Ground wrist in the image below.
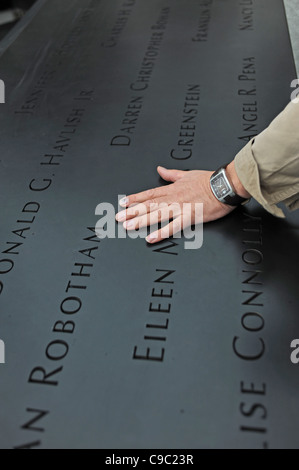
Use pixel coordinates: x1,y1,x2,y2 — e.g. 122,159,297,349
226,161,251,199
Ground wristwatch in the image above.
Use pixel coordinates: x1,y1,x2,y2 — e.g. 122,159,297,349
210,165,250,206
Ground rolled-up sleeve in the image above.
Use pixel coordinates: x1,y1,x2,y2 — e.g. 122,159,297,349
234,100,299,218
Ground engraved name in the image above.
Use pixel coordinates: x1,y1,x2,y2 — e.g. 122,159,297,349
133,240,178,363
101,0,136,48
0,91,94,295
239,0,254,31
192,0,213,42
238,57,258,142
110,7,170,146
14,226,102,449
170,84,201,161
234,213,269,449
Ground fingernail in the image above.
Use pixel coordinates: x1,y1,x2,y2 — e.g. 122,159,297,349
119,197,129,207
146,233,158,243
116,211,126,222
124,220,134,229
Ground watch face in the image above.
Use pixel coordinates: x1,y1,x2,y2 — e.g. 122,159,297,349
213,173,230,199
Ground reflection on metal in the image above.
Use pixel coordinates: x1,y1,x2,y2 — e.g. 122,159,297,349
0,9,24,27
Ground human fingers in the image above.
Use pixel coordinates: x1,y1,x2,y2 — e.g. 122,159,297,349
123,203,182,230
145,217,183,244
119,186,167,208
157,166,186,183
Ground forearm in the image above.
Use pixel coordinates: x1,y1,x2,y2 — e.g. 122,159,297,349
226,161,251,200
234,100,299,217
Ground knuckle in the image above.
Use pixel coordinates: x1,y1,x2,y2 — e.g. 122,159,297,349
136,203,147,215
146,199,158,209
146,189,155,199
127,208,138,217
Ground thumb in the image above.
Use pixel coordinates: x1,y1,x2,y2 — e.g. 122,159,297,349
157,166,185,183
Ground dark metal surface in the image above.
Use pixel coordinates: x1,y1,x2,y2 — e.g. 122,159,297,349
0,0,298,449
0,1,37,40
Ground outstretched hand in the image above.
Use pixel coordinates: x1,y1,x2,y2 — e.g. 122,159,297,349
116,162,250,244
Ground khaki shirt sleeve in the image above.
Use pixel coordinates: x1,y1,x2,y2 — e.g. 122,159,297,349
234,100,299,218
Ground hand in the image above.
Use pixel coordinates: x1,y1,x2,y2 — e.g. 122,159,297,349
116,162,250,244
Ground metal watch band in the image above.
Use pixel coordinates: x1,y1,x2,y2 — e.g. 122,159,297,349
210,165,250,206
